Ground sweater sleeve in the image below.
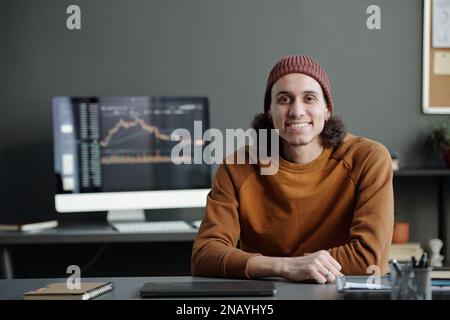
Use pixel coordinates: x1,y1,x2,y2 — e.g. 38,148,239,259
191,164,260,279
328,143,394,275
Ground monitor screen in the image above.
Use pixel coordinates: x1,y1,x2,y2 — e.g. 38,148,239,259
52,96,211,213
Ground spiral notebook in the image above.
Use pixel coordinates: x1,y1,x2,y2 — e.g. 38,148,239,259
23,282,114,300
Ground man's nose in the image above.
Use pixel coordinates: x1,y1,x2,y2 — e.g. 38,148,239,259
288,100,306,118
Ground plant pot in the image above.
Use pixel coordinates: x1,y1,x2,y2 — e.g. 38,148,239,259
444,149,450,169
392,222,410,244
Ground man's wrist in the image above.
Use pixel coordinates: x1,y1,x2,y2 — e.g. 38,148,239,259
275,257,289,278
247,255,287,278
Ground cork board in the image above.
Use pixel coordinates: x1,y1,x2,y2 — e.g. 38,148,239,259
423,0,450,114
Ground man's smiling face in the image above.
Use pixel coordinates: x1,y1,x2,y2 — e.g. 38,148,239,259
269,73,330,150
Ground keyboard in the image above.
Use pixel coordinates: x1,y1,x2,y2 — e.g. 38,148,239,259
192,220,202,229
112,220,195,233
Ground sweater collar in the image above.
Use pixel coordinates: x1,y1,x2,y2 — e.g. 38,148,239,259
277,146,333,172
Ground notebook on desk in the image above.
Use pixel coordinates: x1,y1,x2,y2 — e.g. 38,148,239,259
0,219,58,232
140,280,276,298
23,282,114,300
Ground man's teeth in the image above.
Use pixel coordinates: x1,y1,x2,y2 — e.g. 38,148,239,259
288,123,310,128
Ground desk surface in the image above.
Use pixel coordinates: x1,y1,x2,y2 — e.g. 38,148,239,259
0,276,350,300
0,224,197,244
2,276,450,300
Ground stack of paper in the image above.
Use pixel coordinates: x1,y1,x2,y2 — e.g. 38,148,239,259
389,242,423,262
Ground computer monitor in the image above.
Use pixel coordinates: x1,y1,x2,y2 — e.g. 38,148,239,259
52,96,211,222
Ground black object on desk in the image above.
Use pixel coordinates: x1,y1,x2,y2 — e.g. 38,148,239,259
140,280,276,297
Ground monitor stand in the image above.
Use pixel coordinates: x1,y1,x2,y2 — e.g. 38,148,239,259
107,210,146,224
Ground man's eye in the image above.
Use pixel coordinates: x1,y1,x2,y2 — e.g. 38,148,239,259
279,96,292,104
305,95,317,102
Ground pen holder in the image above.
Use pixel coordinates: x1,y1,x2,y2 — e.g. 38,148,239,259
390,265,432,300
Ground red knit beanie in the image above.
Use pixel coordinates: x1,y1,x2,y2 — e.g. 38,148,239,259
264,55,333,114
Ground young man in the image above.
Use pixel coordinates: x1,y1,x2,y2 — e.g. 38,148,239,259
191,55,394,284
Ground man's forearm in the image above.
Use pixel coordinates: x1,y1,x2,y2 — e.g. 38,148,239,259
327,241,389,275
246,255,286,279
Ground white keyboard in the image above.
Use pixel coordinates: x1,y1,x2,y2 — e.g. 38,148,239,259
112,220,195,233
192,220,202,229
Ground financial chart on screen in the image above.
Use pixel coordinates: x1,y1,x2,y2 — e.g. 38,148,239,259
53,96,210,194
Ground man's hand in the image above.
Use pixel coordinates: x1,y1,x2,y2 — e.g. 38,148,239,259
247,250,344,283
280,250,343,284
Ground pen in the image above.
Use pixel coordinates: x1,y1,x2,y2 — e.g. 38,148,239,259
418,252,427,268
411,256,417,268
390,259,401,274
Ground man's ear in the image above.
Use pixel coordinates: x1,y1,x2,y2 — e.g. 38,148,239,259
326,109,331,121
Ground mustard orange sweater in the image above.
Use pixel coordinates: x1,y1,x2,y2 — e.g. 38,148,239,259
191,134,394,278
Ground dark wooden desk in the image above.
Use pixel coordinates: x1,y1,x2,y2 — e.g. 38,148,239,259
1,276,449,301
0,275,385,300
0,223,197,279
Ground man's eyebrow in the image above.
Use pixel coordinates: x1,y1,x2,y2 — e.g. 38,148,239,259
275,91,293,97
275,90,320,96
302,90,320,95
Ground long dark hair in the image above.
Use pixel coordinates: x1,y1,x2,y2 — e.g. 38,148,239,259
251,112,347,151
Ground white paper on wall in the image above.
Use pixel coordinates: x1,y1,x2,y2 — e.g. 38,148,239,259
434,51,450,74
433,0,450,48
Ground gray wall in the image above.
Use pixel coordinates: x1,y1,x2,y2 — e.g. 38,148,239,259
0,0,449,253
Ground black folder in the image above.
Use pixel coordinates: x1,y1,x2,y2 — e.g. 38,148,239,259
140,280,276,298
